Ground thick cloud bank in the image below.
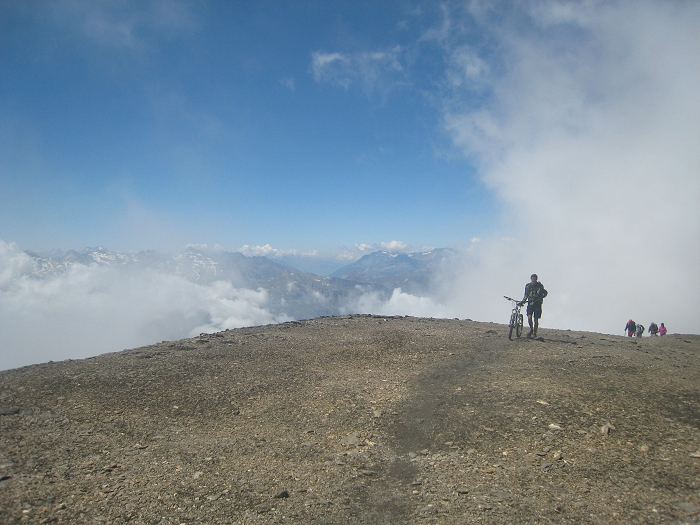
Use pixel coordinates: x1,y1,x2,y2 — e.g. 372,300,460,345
0,241,289,371
433,1,700,335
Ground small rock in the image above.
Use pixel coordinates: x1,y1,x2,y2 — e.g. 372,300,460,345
0,407,20,416
601,423,615,436
675,502,700,513
492,491,514,500
548,423,563,431
273,490,289,499
340,433,361,446
340,432,361,446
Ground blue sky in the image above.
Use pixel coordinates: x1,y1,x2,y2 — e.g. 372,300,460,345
1,1,497,255
1,1,700,369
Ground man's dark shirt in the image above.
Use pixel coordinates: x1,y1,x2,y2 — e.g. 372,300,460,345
523,282,547,304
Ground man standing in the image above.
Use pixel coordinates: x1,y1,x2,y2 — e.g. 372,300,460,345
519,274,548,338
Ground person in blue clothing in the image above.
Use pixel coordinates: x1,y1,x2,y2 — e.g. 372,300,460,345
518,274,548,338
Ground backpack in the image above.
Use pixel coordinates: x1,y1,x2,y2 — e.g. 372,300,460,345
636,324,645,336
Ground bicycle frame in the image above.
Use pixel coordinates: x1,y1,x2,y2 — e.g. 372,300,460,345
504,296,524,340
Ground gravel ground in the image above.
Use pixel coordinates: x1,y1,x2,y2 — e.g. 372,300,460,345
1,314,699,524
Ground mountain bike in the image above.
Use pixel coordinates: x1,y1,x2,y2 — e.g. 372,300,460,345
504,296,524,340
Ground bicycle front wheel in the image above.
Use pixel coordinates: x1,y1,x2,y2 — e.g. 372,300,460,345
516,313,523,338
508,313,515,340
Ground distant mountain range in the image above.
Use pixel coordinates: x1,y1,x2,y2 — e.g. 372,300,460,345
25,247,456,320
330,248,456,296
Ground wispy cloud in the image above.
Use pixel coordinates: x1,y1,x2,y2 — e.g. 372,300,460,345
50,0,197,50
279,76,295,91
237,244,317,258
311,46,406,97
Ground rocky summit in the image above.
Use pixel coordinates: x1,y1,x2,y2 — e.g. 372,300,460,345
1,315,699,524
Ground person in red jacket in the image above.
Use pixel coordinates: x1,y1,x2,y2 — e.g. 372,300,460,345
624,319,636,337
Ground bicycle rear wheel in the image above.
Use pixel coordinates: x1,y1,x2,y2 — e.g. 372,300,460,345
516,313,523,338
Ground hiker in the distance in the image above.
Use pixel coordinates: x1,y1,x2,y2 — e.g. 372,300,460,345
625,319,636,337
648,322,659,336
636,323,645,338
518,274,547,338
659,323,667,336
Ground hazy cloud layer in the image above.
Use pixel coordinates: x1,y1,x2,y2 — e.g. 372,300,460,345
435,1,700,334
341,287,451,319
0,241,289,371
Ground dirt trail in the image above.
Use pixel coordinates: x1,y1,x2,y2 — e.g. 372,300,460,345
1,315,699,524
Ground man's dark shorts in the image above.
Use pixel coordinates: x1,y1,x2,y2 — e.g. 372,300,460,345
527,301,543,319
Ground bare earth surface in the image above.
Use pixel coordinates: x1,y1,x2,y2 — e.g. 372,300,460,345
1,315,699,524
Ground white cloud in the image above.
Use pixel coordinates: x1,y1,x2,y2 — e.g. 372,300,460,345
380,240,410,253
311,52,352,88
237,244,316,258
280,76,295,91
436,1,700,334
446,45,490,88
341,287,450,319
311,46,406,97
0,241,289,371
